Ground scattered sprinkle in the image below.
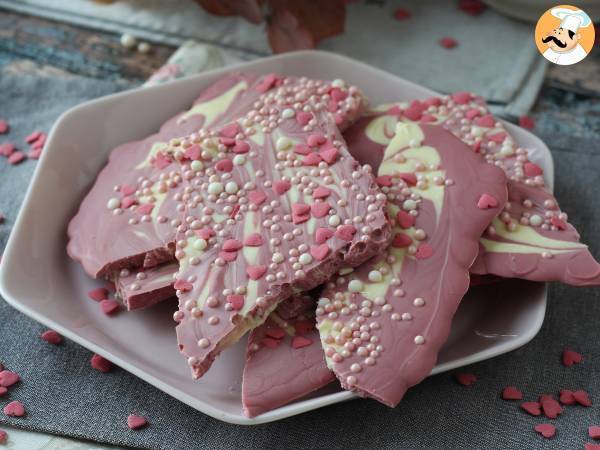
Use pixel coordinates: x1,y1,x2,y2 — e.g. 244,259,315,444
41,330,63,345
534,423,556,439
519,115,535,130
137,42,151,54
0,429,6,443
393,8,411,20
589,426,600,440
0,120,8,134
439,37,458,49
541,398,563,419
127,414,148,430
0,387,7,396
3,401,25,417
120,33,137,49
520,401,541,416
0,370,20,387
559,389,576,405
501,386,523,401
562,348,582,367
25,131,42,144
573,390,592,407
100,299,121,315
455,373,477,386
0,143,15,157
458,0,486,16
88,287,109,302
91,354,113,373
7,151,26,165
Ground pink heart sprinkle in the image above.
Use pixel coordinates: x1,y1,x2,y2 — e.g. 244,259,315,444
91,354,112,373
329,87,347,102
127,414,148,430
248,190,267,205
3,401,25,417
562,348,583,367
315,228,334,244
226,295,244,311
293,213,310,225
219,251,237,262
88,287,108,302
396,210,416,229
589,426,600,440
311,202,331,218
586,443,600,450
244,233,263,247
25,130,41,143
310,244,330,261
215,158,233,172
136,204,154,215
220,137,235,147
195,228,215,240
392,233,412,248
233,140,250,154
0,371,19,387
534,423,556,439
0,387,7,396
292,336,313,349
487,132,507,144
455,373,477,386
307,133,326,147
403,106,422,121
272,180,291,195
415,243,434,259
292,203,311,216
520,401,541,416
551,217,567,230
335,225,357,241
541,399,563,419
219,122,240,138
319,147,339,165
399,173,417,186
256,73,278,93
100,299,120,316
452,92,472,105
574,390,592,407
222,239,243,251
0,143,15,157
41,330,62,345
474,114,496,128
296,111,313,126
375,175,393,187
294,144,311,155
184,144,201,160
246,265,267,280
8,151,25,165
465,108,481,120
303,153,322,166
174,279,193,292
477,193,498,209
152,152,171,170
559,389,576,405
502,386,523,401
313,186,331,199
121,196,137,209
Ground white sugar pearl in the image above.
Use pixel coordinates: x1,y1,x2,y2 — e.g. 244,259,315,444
107,198,120,210
328,215,341,226
191,160,203,171
193,239,207,251
225,181,239,194
299,253,313,265
529,214,543,227
368,270,383,282
348,280,363,292
208,182,224,195
198,338,210,348
272,252,284,263
137,41,151,54
413,297,425,307
331,79,345,88
233,155,246,165
276,137,293,151
120,33,137,49
281,108,295,119
403,199,417,211
414,335,425,345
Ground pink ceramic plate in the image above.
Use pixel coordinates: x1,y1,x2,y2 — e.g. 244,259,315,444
0,51,548,424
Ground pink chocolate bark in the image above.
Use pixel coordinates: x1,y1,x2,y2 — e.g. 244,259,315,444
242,293,334,417
344,93,600,286
171,75,391,378
115,263,177,310
67,73,262,278
316,123,507,406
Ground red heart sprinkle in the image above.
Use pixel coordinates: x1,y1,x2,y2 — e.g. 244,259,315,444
296,111,312,126
272,180,291,195
152,152,171,170
574,390,592,407
0,429,6,444
559,389,576,405
292,336,313,349
319,147,339,165
396,210,416,228
551,217,567,230
520,401,541,416
487,132,507,143
439,37,458,49
127,414,148,430
523,162,543,177
184,144,201,160
41,330,62,345
534,423,556,439
233,140,250,154
25,131,41,143
562,348,583,367
455,373,477,386
315,228,334,244
335,225,357,242
586,443,600,450
519,115,535,129
538,394,555,403
451,92,473,105
0,387,7,396
392,233,412,248
136,203,154,215
265,328,285,339
311,202,331,218
474,115,495,128
502,386,523,401
0,119,9,134
292,213,310,225
219,137,235,147
589,426,600,439
222,239,243,251
375,175,392,187
215,158,233,172
100,299,120,316
226,295,244,310
0,371,19,387
88,288,108,302
244,233,263,247
292,203,311,216
248,190,267,205
415,243,434,259
307,133,326,147
541,399,563,419
399,173,418,186
255,73,278,93
91,354,112,373
303,153,322,166
219,251,237,262
310,244,330,261
219,122,240,138
174,279,193,292
3,401,25,417
246,265,267,280
8,151,26,165
477,193,498,209
403,107,422,121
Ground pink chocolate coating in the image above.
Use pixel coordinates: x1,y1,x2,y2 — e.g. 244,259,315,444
172,75,391,379
344,93,600,286
67,73,262,278
242,293,334,417
115,263,177,311
317,123,507,407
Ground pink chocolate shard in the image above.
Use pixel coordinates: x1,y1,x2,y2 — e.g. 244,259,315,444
67,73,263,278
316,123,507,406
242,293,335,417
114,263,177,310
172,75,390,378
343,94,600,286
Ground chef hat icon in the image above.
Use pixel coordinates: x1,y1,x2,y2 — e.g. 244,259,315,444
550,7,592,33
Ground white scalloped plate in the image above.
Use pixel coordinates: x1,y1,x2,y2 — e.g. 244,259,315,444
0,51,548,425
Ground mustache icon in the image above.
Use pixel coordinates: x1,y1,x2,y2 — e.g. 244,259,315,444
542,35,567,48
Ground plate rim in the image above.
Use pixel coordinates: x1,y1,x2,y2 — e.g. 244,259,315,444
0,49,549,425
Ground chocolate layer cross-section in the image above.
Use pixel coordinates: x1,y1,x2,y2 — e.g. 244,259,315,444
115,263,177,311
67,73,265,279
317,123,507,407
242,293,334,417
172,80,391,378
344,93,600,286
